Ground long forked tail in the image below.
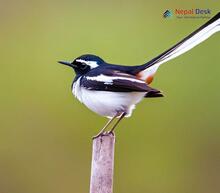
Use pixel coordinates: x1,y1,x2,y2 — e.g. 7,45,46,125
136,12,220,84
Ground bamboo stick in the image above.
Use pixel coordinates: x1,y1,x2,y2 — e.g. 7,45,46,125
89,133,115,193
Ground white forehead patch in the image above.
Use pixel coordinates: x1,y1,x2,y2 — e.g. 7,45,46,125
76,59,99,69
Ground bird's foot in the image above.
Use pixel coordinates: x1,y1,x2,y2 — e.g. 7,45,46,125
92,131,114,140
107,131,115,136
92,131,107,139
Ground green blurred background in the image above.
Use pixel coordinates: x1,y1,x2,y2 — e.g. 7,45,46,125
0,0,220,193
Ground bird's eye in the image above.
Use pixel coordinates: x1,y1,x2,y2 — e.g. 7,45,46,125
80,63,87,70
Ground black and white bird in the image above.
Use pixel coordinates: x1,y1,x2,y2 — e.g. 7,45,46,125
59,12,220,137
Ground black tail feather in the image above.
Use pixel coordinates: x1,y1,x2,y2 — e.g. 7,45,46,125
145,88,164,98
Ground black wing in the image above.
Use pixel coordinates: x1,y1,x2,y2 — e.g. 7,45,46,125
80,69,163,97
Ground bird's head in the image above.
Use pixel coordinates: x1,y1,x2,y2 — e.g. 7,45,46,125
58,54,105,76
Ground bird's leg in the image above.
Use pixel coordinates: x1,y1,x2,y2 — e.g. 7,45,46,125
93,115,117,139
108,112,126,134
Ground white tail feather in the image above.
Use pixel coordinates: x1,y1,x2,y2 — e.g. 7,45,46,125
139,14,220,82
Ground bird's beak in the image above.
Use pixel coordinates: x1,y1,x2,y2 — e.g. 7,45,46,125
58,61,76,68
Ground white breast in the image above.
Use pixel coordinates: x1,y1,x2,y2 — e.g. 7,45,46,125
72,78,146,118
72,77,83,102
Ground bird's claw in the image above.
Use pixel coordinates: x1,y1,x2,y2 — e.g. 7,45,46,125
92,131,114,139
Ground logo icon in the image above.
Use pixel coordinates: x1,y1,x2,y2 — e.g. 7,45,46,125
163,10,172,18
